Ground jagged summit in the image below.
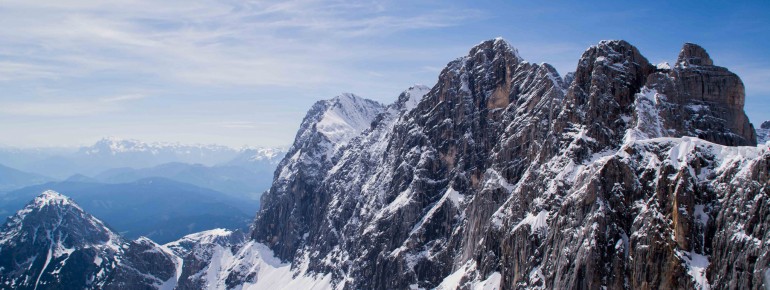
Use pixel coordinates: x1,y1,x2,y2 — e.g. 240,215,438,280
249,38,766,290
312,93,384,148
84,136,233,155
0,190,179,289
30,190,76,208
630,41,756,145
396,84,431,111
467,37,523,66
677,42,714,67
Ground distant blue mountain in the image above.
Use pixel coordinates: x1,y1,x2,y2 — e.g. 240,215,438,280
0,163,54,193
0,178,258,243
94,162,273,201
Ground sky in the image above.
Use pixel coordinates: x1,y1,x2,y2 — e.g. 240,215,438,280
1,0,769,148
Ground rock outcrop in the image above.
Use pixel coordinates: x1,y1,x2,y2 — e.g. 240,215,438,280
249,39,766,290
630,43,756,146
0,191,179,290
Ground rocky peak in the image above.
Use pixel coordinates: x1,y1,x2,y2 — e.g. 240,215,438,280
554,39,654,156
573,39,653,102
630,42,756,146
0,190,115,247
29,190,77,209
0,190,178,289
299,93,384,155
252,93,385,260
468,37,523,64
394,84,431,112
250,37,572,289
249,38,765,290
677,42,714,67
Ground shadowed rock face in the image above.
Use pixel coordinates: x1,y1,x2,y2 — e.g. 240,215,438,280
632,43,756,146
249,38,765,290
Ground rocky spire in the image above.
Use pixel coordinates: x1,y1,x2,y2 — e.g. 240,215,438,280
632,42,757,146
676,42,714,67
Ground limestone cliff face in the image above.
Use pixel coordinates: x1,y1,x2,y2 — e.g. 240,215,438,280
250,94,384,260
250,38,766,290
632,43,756,146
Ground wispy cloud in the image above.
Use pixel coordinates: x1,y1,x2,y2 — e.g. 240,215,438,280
100,94,147,102
200,120,284,129
0,0,482,87
0,61,59,81
0,101,117,117
0,93,147,117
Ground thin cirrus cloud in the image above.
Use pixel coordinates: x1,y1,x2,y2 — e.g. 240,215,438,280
0,0,486,147
206,121,285,129
0,94,147,117
0,0,483,87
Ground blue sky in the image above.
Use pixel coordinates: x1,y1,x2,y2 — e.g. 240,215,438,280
1,0,768,148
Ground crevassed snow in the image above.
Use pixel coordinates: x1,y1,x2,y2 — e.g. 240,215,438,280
228,242,333,290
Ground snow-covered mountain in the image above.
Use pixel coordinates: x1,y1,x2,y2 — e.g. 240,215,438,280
224,147,286,167
248,39,767,289
8,138,284,179
1,39,767,290
1,179,254,243
0,191,328,290
0,191,179,289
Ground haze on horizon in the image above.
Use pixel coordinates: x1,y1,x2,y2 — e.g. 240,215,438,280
1,0,769,148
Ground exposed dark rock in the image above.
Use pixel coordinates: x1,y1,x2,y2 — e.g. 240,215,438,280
631,43,756,146
249,39,766,290
0,191,178,290
677,43,714,67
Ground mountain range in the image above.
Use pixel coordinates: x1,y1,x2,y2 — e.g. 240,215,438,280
0,140,285,243
0,164,54,192
0,178,255,244
0,138,285,180
0,39,768,289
